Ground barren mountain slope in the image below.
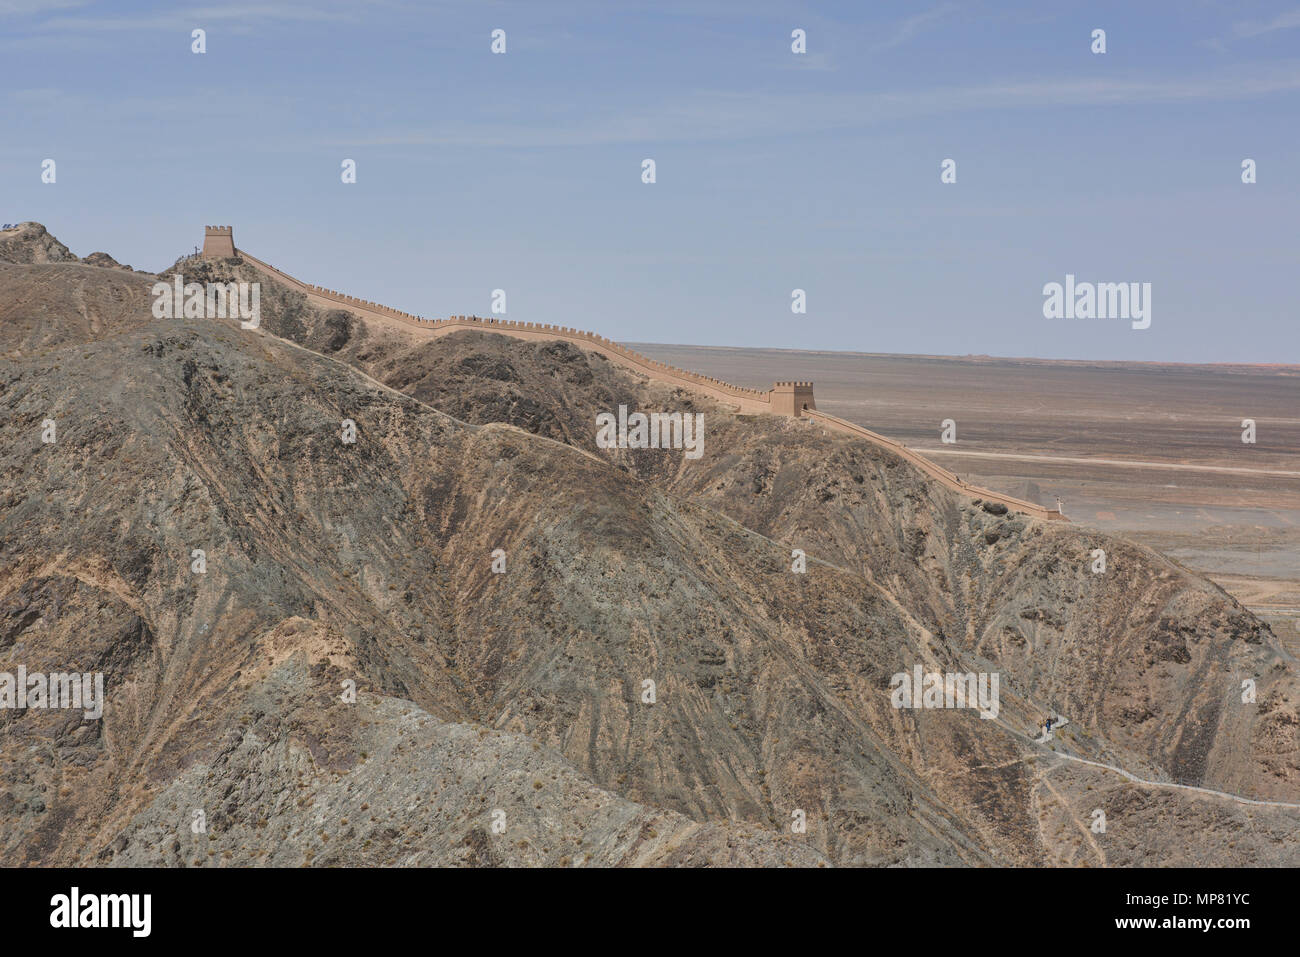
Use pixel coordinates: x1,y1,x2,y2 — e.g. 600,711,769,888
176,248,1300,859
208,252,1296,810
0,262,155,357
0,223,80,266
3,288,999,865
1,312,859,865
0,232,1294,868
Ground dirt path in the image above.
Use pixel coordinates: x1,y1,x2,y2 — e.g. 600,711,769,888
1038,775,1107,865
997,711,1300,811
1042,749,1300,809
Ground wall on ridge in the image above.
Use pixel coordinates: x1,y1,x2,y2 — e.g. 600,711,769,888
230,239,1066,522
235,247,776,413
202,226,235,259
804,410,1066,521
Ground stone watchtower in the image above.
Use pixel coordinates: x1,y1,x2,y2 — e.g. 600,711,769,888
770,381,816,417
202,225,235,259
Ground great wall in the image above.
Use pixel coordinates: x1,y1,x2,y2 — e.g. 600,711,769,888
202,226,1066,522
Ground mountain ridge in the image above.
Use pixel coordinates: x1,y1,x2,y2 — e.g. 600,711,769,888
1,225,1295,867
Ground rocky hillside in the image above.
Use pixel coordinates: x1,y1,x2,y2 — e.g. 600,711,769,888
0,223,79,265
0,228,1295,867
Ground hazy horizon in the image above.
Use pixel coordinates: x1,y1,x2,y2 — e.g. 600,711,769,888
629,339,1300,368
4,0,1299,363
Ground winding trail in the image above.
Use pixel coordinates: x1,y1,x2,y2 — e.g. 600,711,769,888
1037,748,1300,809
995,709,1300,811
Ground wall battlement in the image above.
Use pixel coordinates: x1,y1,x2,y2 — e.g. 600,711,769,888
202,225,236,259
770,381,817,417
214,226,1064,521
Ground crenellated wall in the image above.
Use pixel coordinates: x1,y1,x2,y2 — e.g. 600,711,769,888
214,227,1066,521
202,226,235,259
232,244,779,413
771,382,817,417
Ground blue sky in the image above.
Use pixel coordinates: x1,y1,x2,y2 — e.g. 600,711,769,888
3,0,1298,362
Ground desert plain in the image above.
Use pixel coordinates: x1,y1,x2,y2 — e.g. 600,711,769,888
634,344,1300,657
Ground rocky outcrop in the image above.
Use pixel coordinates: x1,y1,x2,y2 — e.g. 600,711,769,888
81,251,134,272
0,222,80,265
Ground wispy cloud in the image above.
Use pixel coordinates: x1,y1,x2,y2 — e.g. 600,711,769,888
0,0,89,14
871,3,957,52
781,51,836,73
316,62,1300,150
1232,6,1300,39
21,2,363,32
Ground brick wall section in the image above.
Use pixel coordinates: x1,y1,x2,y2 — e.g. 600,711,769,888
202,226,235,259
771,382,817,417
221,231,1067,522
234,247,777,413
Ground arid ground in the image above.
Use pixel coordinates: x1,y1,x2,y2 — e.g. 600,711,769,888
3,223,1296,866
633,345,1300,656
